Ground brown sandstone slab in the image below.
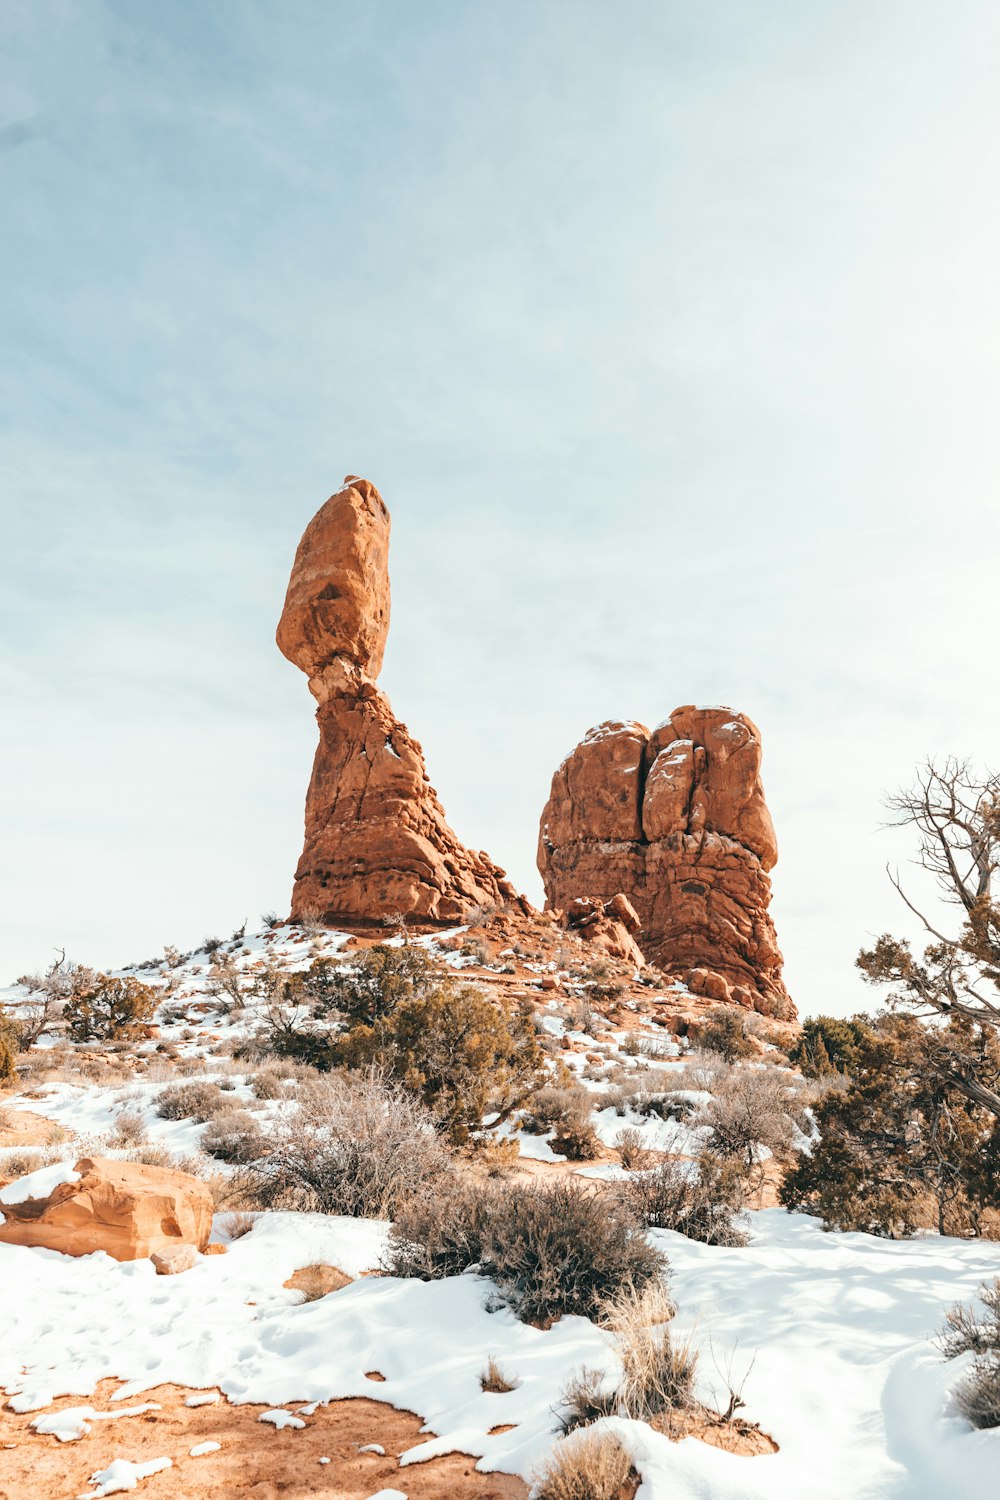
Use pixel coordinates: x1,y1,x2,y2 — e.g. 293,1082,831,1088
0,1157,212,1262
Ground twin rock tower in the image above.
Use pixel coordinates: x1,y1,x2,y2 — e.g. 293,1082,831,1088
277,477,794,1021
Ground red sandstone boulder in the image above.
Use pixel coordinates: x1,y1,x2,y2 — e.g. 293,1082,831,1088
276,476,391,682
0,1157,213,1261
562,893,646,967
538,707,793,1019
278,477,522,927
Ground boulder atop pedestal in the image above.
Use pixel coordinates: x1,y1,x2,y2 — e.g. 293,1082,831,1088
277,477,522,927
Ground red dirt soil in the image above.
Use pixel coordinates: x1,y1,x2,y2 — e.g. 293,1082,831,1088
0,1382,528,1500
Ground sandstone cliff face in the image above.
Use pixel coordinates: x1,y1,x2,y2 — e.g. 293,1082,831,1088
278,477,519,926
538,706,793,1018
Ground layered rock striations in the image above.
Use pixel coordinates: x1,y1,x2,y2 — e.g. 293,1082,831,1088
278,477,520,926
538,706,793,1018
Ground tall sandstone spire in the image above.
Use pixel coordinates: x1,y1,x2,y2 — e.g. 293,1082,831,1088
277,476,519,925
538,707,794,1019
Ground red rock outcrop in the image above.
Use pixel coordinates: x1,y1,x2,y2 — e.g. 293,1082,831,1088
0,1157,213,1261
278,477,521,926
563,894,646,967
538,707,793,1018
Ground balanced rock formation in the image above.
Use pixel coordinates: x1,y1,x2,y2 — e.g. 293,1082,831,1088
538,706,793,1018
0,1157,213,1261
278,477,520,926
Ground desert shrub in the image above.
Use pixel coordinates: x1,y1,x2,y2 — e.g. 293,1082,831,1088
471,1136,520,1176
247,1071,451,1218
565,997,596,1034
583,960,627,1007
698,1006,756,1061
0,1009,21,1083
0,1145,64,1178
155,1080,229,1122
206,951,246,1010
532,1429,633,1500
789,1015,868,1078
560,1281,693,1439
940,1277,1000,1428
202,1107,269,1164
651,1091,698,1122
63,974,158,1042
109,1109,147,1147
782,1013,1000,1237
703,1066,799,1175
388,1178,665,1325
615,1311,698,1419
671,1051,730,1094
383,1177,494,1279
122,1143,185,1169
522,1084,587,1133
262,947,543,1143
558,1367,620,1432
552,1109,601,1161
621,1153,749,1247
15,950,102,1044
615,1127,653,1170
251,1064,298,1100
603,1064,673,1119
307,944,444,1024
335,987,543,1144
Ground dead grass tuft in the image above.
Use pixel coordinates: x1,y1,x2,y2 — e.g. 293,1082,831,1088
480,1357,518,1393
532,1428,633,1500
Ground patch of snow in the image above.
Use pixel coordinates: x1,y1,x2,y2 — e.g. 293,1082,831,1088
495,1120,566,1163
79,1456,172,1497
189,1441,221,1456
7,1387,53,1413
31,1403,160,1442
259,1408,306,1429
592,1105,709,1156
184,1390,220,1407
0,1159,80,1205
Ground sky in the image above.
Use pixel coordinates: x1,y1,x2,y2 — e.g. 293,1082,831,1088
2,1,999,1017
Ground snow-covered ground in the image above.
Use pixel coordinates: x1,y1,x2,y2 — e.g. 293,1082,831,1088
1,1199,998,1497
3,922,999,1496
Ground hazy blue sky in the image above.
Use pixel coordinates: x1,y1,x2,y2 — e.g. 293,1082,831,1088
3,2,999,1015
